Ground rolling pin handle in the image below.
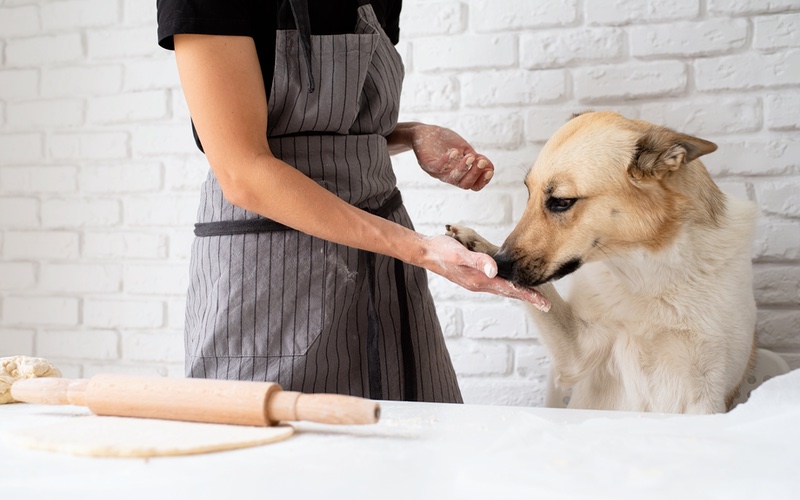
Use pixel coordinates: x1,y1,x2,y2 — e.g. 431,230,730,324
10,377,89,406
267,391,301,424
268,391,381,425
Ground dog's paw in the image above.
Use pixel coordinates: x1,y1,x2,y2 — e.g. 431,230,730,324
445,224,496,255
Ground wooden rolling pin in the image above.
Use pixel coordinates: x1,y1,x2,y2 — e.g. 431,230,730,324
11,374,380,426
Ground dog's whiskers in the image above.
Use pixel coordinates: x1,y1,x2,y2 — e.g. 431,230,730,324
596,242,624,260
596,242,633,282
508,162,531,180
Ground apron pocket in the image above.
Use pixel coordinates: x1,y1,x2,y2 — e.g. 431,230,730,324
189,231,354,359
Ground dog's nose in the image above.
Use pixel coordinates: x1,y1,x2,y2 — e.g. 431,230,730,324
494,252,515,281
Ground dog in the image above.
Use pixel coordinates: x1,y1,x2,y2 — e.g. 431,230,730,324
447,111,758,414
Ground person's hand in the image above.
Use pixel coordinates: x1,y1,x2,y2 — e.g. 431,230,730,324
410,124,495,191
420,235,551,311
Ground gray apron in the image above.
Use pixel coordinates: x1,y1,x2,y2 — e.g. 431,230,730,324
185,1,462,403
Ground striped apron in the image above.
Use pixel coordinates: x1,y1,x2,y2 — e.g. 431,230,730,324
184,1,463,403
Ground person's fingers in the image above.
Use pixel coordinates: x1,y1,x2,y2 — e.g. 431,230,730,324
443,154,473,185
443,150,494,190
484,278,551,311
471,167,495,191
424,148,459,175
441,148,463,173
454,156,486,189
473,252,497,278
456,155,494,190
454,268,551,310
507,283,550,311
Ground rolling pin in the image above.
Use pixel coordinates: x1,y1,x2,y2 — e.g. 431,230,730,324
10,374,380,426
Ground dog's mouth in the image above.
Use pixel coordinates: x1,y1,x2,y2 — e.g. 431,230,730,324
543,258,583,283
498,255,583,294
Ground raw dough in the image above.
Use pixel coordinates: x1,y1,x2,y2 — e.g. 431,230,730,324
0,356,62,405
4,416,294,458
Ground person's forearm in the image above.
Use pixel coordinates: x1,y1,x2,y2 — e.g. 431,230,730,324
218,153,429,266
387,121,423,155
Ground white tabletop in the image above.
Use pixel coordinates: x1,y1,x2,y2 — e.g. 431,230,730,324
1,370,799,500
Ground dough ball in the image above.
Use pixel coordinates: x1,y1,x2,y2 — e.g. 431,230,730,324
0,356,62,405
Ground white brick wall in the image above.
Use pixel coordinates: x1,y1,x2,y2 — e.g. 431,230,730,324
1,0,798,406
399,0,800,403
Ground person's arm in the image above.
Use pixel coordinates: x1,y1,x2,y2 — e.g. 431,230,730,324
175,35,421,260
173,34,546,307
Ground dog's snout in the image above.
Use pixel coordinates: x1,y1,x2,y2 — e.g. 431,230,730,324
494,252,515,281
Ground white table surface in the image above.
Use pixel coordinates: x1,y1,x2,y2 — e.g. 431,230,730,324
1,370,798,500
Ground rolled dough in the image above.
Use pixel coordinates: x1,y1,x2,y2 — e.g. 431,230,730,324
0,356,62,405
5,416,294,458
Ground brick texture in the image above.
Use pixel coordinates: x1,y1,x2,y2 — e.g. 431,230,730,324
0,0,796,404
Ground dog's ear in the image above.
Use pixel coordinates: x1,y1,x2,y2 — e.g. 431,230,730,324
629,127,717,181
568,110,593,121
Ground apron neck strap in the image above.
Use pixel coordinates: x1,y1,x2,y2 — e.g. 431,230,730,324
287,0,315,93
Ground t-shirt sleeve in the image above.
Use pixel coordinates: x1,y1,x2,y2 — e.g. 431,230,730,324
156,0,257,50
383,0,402,45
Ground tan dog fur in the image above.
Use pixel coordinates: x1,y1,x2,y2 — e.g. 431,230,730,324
448,111,757,413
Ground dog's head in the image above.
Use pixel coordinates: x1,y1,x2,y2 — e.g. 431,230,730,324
496,111,723,287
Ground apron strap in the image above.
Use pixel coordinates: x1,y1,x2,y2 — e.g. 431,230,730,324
193,189,403,237
393,258,418,401
364,252,383,399
287,0,315,93
364,250,418,402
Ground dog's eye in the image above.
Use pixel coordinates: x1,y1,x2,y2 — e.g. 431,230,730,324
546,197,577,213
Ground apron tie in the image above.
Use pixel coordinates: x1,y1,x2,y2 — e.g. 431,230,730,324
287,0,315,93
193,189,403,236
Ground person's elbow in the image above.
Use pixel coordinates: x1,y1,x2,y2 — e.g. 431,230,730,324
208,154,265,213
218,179,254,211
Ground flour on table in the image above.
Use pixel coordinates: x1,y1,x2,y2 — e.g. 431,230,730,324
4,416,295,458
0,356,62,405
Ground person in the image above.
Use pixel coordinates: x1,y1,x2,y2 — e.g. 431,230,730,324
156,0,544,403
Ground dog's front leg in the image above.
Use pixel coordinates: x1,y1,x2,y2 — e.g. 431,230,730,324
525,283,606,388
446,224,605,389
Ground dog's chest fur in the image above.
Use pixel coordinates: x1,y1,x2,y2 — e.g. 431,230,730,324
560,197,758,412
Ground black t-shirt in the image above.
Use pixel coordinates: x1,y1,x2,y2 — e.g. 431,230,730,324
157,0,402,100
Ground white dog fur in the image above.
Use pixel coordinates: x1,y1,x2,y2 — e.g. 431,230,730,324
448,111,758,414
